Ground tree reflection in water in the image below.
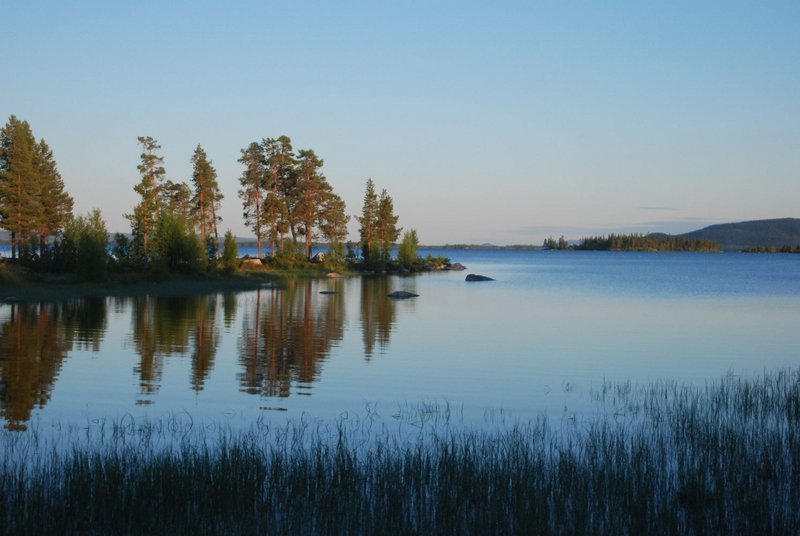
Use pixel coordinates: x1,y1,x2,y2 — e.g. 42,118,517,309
238,279,345,398
0,299,107,431
0,276,416,429
129,294,223,395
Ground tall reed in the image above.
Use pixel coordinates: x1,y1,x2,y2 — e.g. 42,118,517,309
2,368,799,534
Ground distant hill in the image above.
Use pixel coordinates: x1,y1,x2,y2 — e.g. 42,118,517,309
679,218,800,251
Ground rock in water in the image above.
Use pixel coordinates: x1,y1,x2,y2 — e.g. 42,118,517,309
388,290,419,299
465,274,494,282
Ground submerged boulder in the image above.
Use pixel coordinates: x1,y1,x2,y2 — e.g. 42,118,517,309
388,290,419,299
465,274,494,282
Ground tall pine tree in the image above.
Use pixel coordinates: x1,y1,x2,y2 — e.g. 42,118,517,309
0,116,72,259
262,136,294,255
189,145,223,256
356,179,378,263
294,149,331,259
376,189,401,263
238,142,266,258
35,139,73,255
126,136,166,257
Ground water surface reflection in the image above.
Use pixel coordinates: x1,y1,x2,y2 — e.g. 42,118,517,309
238,279,345,397
0,299,106,430
0,281,373,429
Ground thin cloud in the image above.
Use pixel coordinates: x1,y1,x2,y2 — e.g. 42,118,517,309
639,206,678,212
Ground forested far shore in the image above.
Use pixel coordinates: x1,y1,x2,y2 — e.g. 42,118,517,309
543,233,722,252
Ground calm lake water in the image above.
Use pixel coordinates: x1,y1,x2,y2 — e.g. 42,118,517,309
1,250,799,432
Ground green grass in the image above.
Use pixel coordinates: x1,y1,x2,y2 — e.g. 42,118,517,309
2,369,799,534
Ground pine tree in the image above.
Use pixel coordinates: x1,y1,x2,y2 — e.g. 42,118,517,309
294,149,332,258
398,229,419,267
319,192,349,259
160,180,193,223
126,136,166,258
376,188,401,263
189,145,223,256
35,139,73,255
0,116,42,259
238,142,266,258
262,136,294,255
356,178,378,263
220,230,239,273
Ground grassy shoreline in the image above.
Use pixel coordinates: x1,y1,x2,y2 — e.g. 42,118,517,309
0,264,353,302
2,368,799,534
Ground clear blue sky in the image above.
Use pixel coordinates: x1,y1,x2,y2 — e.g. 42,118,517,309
3,1,798,244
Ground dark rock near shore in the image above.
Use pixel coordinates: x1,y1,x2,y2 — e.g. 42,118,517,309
388,290,419,299
465,274,494,282
447,263,467,271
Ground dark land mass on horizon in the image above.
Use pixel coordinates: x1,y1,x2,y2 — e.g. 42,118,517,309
677,218,800,251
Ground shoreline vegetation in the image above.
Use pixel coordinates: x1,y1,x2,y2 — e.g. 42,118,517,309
0,252,456,302
2,368,799,533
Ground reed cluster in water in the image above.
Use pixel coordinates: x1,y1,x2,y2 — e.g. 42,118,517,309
2,369,799,534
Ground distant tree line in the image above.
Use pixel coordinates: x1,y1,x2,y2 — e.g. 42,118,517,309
544,233,721,252
743,245,800,254
542,236,571,250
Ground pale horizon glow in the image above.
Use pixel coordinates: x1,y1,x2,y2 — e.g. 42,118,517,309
2,1,798,245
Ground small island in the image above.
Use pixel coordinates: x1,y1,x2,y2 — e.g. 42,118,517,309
0,119,457,300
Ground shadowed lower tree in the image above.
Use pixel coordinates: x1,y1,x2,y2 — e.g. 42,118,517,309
161,179,193,223
220,230,239,273
319,192,349,260
398,229,419,267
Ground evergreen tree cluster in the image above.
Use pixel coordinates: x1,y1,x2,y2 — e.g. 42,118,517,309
237,136,349,260
0,115,427,277
545,233,721,252
574,233,722,252
743,245,800,254
123,138,224,267
0,116,73,259
356,179,401,267
542,236,571,250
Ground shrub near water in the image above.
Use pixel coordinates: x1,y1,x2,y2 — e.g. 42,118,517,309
2,369,800,534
